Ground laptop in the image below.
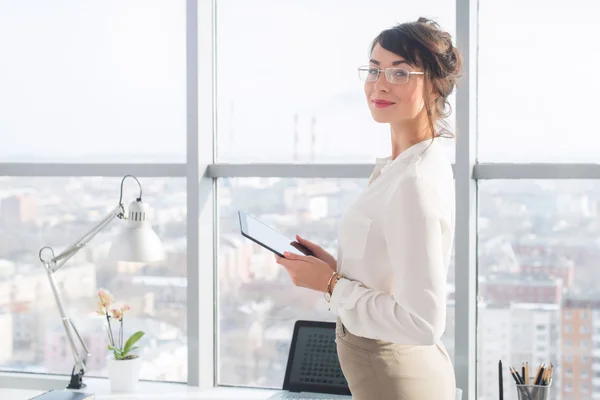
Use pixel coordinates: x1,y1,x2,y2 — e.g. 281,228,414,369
267,320,352,400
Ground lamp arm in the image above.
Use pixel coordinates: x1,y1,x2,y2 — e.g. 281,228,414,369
41,204,124,274
43,263,90,389
45,172,141,272
38,203,124,389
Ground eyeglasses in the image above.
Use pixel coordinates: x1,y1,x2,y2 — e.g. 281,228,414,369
357,66,424,84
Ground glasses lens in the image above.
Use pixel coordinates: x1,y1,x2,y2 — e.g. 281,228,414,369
386,68,410,84
358,67,378,82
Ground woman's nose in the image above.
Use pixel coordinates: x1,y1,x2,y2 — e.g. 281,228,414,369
373,71,390,92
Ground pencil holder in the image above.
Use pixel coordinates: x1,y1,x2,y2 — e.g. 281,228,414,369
516,381,551,400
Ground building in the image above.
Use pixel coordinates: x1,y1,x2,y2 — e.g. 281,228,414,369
519,254,575,289
561,298,600,399
0,194,37,228
478,303,512,400
0,263,96,367
480,274,563,305
478,302,561,400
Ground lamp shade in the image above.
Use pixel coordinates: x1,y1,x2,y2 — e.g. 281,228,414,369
108,200,165,262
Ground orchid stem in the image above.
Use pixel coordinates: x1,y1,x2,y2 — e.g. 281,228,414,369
106,313,115,347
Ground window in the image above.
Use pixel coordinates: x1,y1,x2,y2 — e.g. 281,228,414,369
582,370,589,379
478,0,600,162
536,334,546,342
216,178,456,386
565,382,573,392
581,326,589,334
565,325,573,334
582,311,589,320
566,368,573,377
582,341,589,349
478,180,600,395
0,2,186,162
5,0,599,395
0,177,187,382
215,0,456,164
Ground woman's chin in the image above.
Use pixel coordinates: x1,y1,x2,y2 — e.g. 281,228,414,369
370,112,393,124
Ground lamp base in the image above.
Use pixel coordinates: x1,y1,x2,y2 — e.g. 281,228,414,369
67,366,86,390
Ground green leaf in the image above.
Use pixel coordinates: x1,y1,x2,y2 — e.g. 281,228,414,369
123,331,145,355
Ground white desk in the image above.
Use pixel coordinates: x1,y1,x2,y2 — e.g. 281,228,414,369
1,387,278,400
0,374,278,400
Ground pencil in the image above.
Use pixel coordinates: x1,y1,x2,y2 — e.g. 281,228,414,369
543,364,553,385
509,367,521,384
535,365,546,386
533,362,542,384
522,363,525,384
499,360,503,400
525,362,529,384
542,368,550,385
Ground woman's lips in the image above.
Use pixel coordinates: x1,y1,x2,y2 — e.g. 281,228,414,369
372,99,395,108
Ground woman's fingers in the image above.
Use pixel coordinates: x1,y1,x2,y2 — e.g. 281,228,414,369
296,234,319,250
283,251,315,263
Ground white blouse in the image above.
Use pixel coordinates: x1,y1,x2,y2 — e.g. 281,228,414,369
329,138,455,345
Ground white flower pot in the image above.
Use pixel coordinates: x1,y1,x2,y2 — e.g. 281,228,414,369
107,355,142,393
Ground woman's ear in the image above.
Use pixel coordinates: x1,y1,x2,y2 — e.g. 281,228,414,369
429,80,440,102
424,78,440,104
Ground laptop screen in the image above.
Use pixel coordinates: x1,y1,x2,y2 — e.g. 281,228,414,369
283,321,351,395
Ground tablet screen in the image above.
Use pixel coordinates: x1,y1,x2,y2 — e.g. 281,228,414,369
238,211,313,257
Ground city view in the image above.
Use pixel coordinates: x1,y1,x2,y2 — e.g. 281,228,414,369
2,177,600,399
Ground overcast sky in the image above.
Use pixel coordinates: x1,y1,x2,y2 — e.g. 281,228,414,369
0,0,598,163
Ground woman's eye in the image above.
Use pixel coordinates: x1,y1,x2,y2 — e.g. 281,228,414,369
368,68,378,75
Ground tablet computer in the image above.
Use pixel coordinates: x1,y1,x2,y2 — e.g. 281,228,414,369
238,211,313,258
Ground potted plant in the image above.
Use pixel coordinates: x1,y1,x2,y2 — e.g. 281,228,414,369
96,288,145,393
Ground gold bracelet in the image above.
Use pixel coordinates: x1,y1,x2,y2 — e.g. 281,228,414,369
324,272,343,302
325,271,338,293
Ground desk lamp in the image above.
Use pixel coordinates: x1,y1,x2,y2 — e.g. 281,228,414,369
38,175,164,389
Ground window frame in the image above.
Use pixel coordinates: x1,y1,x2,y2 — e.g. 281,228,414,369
3,0,600,399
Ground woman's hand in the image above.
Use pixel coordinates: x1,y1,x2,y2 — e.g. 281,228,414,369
295,235,337,272
275,252,335,293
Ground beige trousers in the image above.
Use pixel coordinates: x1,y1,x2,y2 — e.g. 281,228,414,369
335,318,456,400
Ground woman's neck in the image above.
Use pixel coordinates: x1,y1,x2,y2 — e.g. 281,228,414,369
389,114,433,160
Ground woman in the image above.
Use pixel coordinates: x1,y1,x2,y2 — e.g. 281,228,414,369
276,17,461,400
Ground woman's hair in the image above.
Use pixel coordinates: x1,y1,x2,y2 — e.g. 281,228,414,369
371,17,463,138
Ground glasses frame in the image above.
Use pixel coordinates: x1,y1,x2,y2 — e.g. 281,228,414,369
357,66,425,84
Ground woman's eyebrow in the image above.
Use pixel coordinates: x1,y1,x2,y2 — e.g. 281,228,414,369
369,58,411,66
